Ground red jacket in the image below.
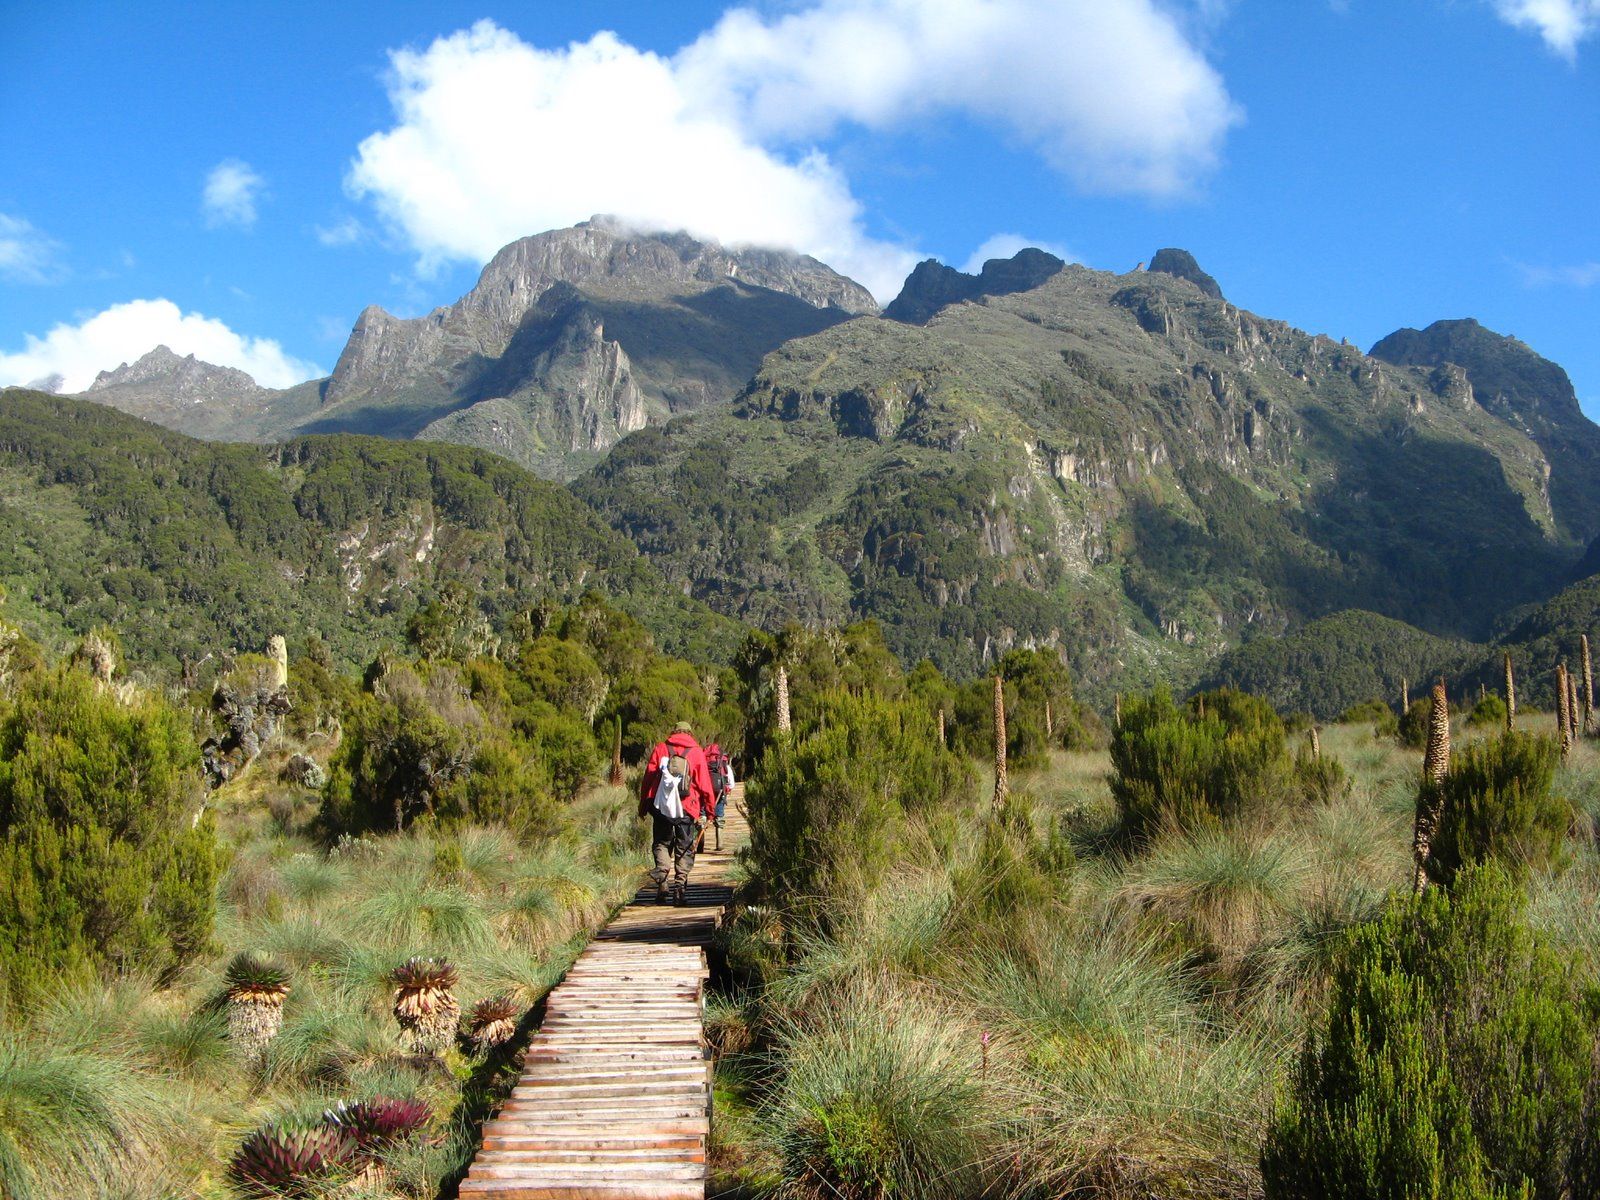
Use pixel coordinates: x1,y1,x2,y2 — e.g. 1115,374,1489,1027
639,732,714,822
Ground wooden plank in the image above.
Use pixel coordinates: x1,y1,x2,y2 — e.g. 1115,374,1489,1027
458,791,746,1200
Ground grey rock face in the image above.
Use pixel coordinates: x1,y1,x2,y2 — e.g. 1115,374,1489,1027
1370,317,1600,540
883,248,1065,324
82,346,274,437
417,283,648,475
1147,248,1223,299
325,218,876,407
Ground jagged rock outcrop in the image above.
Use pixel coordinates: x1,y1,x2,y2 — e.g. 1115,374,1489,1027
329,218,873,407
883,248,1065,324
1370,317,1600,541
303,219,875,477
415,283,647,474
81,346,293,439
65,220,876,480
1148,248,1223,299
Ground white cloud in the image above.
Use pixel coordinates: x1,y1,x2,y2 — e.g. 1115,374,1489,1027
202,159,266,228
960,233,1077,275
676,0,1240,196
1519,260,1600,286
0,213,65,283
0,299,321,393
316,215,367,246
346,6,1237,301
1490,0,1600,56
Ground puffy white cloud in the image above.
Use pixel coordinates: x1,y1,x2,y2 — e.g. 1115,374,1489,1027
960,233,1077,275
203,159,266,228
677,0,1239,195
0,213,65,283
346,5,1236,300
1490,0,1600,56
347,21,916,297
0,299,321,393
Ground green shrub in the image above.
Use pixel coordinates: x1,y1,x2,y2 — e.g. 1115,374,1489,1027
1339,699,1398,738
1298,746,1349,806
321,668,477,835
1110,688,1299,842
1466,692,1508,728
1397,697,1437,749
1423,731,1568,887
747,690,973,903
0,669,218,999
1261,864,1599,1199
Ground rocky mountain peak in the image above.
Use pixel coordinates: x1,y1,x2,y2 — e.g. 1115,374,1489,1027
86,345,267,398
1369,318,1582,423
1147,248,1222,299
323,220,878,410
882,247,1066,324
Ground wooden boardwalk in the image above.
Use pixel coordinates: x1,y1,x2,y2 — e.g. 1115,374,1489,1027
459,788,746,1200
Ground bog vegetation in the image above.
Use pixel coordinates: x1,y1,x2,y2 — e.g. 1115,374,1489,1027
2,562,1599,1199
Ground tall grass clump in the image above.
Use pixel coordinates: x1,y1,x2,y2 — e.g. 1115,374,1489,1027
1117,824,1308,971
765,983,993,1200
954,922,1277,1196
0,1033,192,1200
1262,864,1600,1199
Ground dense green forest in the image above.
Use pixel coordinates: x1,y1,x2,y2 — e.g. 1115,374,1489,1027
0,391,741,676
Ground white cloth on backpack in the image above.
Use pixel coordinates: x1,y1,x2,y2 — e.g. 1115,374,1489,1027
653,752,689,819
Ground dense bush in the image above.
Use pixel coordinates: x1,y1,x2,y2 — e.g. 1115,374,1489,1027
945,648,1105,769
747,690,973,903
0,668,218,999
1262,864,1600,1199
1423,731,1568,887
321,662,575,838
1338,698,1398,738
1397,697,1436,749
1466,691,1508,728
1110,688,1302,841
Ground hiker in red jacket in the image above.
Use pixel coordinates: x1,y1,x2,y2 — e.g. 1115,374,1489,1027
638,720,715,905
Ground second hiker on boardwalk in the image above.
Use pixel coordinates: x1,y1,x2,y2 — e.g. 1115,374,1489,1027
639,720,714,905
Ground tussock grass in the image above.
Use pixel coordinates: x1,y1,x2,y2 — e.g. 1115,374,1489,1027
2,786,645,1200
0,1033,197,1200
765,981,993,1200
1115,825,1308,968
727,727,1468,1198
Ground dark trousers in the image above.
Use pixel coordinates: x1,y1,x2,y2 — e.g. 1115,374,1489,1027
650,812,698,890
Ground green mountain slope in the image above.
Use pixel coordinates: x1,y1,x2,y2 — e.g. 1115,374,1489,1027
1369,317,1600,544
0,389,740,670
575,257,1586,700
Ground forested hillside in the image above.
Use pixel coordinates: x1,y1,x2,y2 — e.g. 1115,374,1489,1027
0,390,741,672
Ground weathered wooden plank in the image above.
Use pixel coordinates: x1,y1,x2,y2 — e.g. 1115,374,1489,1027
458,791,747,1200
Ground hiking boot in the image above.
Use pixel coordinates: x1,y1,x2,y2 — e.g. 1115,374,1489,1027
674,885,689,907
654,883,668,905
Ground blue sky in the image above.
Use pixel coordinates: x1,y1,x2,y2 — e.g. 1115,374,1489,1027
1,0,1597,412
